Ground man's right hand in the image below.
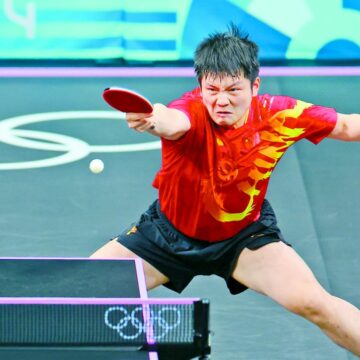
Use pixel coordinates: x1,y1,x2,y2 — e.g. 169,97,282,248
126,112,155,133
125,104,191,140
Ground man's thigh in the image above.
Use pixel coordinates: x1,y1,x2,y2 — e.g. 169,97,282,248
90,239,170,290
231,242,327,309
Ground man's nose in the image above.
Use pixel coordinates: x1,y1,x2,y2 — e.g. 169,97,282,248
216,92,230,106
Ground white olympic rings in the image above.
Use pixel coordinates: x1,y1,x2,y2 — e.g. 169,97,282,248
0,111,161,170
104,305,181,340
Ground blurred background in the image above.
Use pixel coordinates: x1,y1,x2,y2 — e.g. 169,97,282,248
0,0,359,64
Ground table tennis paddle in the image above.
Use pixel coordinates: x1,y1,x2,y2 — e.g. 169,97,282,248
103,87,153,113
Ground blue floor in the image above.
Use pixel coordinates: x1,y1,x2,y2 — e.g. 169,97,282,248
0,74,359,359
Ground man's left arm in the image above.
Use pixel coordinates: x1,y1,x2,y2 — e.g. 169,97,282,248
328,113,360,142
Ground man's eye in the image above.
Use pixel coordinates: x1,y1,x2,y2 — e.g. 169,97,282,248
230,88,240,92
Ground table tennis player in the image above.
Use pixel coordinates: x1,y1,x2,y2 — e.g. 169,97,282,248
92,24,360,356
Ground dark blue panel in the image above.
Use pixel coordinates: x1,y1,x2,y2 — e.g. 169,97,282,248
343,0,360,11
180,0,290,60
124,12,176,22
2,38,176,51
317,39,360,60
35,10,176,23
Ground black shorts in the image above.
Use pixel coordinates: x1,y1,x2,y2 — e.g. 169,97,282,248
116,199,289,295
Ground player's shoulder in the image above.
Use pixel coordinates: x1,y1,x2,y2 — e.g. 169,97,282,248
176,87,202,103
257,93,298,112
168,87,204,113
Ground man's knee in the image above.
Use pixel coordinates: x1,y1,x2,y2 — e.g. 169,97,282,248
285,290,332,326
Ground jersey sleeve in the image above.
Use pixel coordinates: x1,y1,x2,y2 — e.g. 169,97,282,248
298,104,338,144
165,88,207,144
260,94,337,145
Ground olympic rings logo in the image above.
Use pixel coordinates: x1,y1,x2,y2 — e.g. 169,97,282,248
104,305,181,340
0,111,161,170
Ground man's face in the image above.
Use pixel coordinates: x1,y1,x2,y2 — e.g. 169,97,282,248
201,73,260,128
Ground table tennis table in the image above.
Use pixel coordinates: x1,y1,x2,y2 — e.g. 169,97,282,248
0,258,211,359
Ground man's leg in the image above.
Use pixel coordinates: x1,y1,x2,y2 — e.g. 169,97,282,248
231,241,360,356
90,238,170,290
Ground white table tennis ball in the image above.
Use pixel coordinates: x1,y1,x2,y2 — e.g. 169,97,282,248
89,159,104,174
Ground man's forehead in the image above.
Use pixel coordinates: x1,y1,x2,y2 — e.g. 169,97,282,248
202,73,246,85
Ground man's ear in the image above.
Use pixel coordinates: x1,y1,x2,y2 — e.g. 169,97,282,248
252,77,260,96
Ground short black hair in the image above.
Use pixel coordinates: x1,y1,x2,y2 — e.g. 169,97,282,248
194,24,260,84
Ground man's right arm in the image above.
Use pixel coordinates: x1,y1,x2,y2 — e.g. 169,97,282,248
327,113,360,142
126,103,191,140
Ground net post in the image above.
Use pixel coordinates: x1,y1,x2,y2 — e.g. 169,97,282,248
193,299,211,359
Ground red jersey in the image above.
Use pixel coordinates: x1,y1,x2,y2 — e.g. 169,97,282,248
153,88,337,242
